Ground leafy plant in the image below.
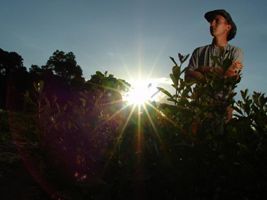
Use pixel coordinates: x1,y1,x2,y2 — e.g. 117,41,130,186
157,53,242,136
154,53,267,199
2,49,267,199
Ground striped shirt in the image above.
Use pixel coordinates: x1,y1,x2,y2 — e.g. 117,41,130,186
187,43,243,70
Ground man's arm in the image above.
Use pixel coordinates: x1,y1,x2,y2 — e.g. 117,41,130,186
185,48,216,81
225,47,244,78
185,48,201,81
225,61,243,77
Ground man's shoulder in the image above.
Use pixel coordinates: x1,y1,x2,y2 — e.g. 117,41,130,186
193,44,212,52
227,44,243,62
227,44,243,56
193,44,242,54
228,44,241,50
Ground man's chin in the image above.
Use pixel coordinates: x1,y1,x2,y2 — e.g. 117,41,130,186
210,30,215,37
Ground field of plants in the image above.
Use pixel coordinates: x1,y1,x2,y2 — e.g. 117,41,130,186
1,49,267,199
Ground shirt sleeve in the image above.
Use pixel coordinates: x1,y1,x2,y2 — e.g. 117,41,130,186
232,47,244,64
187,48,199,71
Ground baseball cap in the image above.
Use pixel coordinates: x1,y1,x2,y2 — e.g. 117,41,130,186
204,9,237,41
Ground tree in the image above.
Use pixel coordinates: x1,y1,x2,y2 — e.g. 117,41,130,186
0,48,29,110
0,48,24,76
42,50,84,85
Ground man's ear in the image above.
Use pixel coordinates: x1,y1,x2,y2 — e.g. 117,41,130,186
226,24,232,32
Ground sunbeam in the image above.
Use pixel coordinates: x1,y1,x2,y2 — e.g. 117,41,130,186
142,104,162,143
146,101,179,128
103,104,137,170
136,105,143,154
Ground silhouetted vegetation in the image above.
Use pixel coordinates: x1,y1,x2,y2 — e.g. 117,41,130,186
0,48,266,199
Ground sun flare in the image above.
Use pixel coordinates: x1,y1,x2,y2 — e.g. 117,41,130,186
123,80,159,105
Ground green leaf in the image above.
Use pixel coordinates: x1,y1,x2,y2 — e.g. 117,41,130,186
96,71,104,77
241,89,249,100
167,97,176,103
169,56,178,66
178,53,190,65
172,65,180,77
233,105,243,115
170,74,178,87
183,54,190,63
157,87,173,98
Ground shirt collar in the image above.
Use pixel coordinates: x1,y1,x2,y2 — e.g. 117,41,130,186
211,40,230,50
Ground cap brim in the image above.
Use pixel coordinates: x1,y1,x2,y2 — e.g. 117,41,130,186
205,10,222,22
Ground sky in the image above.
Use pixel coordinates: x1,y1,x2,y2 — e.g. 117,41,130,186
1,0,267,96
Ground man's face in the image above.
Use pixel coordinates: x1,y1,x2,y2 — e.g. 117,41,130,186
209,15,231,39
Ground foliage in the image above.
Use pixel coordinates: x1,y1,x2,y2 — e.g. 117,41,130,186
155,53,267,199
16,71,131,199
0,48,24,75
85,71,130,104
0,48,30,110
158,53,241,135
1,48,267,199
42,50,84,83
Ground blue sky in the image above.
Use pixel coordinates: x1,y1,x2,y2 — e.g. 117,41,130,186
1,0,267,95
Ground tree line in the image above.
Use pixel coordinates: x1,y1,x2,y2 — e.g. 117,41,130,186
0,48,129,111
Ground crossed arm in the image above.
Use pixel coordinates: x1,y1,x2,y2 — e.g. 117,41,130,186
185,61,243,81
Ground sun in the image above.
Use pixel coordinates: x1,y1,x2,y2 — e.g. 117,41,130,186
123,79,158,105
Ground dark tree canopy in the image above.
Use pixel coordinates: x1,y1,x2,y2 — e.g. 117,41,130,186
0,48,24,76
42,50,83,83
0,48,29,110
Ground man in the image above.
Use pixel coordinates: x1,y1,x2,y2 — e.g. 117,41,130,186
185,9,243,122
185,9,243,80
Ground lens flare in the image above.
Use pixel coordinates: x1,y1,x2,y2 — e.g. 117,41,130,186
123,80,159,106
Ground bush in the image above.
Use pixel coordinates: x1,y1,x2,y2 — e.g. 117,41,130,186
4,59,267,199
